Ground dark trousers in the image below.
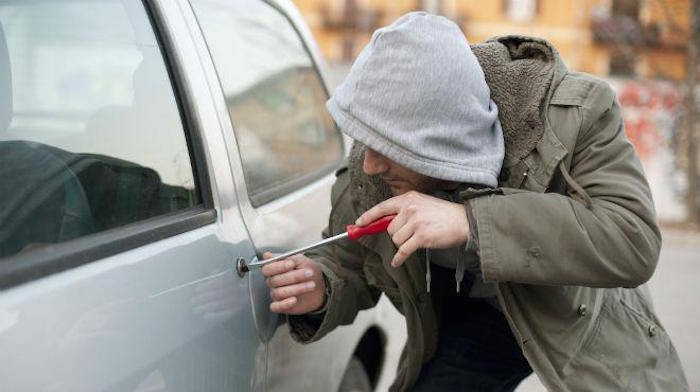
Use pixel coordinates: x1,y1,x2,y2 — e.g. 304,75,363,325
412,298,533,392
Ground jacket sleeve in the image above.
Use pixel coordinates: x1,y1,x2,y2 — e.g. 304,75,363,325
472,84,662,288
288,170,382,343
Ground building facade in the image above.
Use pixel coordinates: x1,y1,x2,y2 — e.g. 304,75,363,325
293,0,690,81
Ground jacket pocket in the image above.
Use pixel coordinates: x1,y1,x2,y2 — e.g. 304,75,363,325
567,290,673,391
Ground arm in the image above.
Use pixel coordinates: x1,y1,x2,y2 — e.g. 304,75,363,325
472,87,661,288
287,170,382,343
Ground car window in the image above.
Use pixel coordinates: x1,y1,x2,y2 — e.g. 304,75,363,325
189,0,344,207
0,0,199,259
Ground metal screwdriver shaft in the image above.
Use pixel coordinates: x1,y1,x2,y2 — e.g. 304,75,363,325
241,215,395,272
245,232,348,270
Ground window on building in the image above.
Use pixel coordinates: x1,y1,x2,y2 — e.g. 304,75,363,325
609,47,637,76
612,0,640,20
504,0,538,22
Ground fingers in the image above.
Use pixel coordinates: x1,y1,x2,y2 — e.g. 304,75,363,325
267,268,314,288
386,204,418,235
391,219,416,247
270,296,297,313
392,235,422,267
261,258,296,278
270,281,317,302
385,207,406,235
356,196,402,226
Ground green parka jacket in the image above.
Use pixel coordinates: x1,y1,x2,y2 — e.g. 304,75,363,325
289,36,688,391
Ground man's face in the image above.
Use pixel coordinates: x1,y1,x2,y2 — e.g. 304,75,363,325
362,147,454,195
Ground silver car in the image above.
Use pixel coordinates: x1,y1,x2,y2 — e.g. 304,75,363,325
0,0,404,390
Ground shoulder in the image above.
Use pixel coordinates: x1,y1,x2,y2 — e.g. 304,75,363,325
551,72,615,109
549,72,619,138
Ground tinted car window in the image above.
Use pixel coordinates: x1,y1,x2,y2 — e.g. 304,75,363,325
0,0,198,258
190,0,344,207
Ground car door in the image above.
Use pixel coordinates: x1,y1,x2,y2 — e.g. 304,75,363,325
0,0,264,390
183,0,350,389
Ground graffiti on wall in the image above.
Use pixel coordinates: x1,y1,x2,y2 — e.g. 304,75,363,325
614,80,683,160
609,78,686,220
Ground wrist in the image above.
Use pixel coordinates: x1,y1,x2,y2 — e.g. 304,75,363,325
308,273,330,315
454,201,471,245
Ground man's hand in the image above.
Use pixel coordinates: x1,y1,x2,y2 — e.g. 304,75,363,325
355,191,470,267
261,253,326,314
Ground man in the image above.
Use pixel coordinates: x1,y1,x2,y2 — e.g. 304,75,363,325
262,12,688,392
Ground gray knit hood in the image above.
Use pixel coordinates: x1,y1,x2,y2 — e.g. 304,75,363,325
326,12,504,187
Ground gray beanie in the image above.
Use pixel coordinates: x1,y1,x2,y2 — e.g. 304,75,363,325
326,12,504,187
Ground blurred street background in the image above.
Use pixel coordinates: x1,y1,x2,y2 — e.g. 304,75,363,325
294,0,700,390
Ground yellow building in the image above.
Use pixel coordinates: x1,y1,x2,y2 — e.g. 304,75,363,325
293,0,690,81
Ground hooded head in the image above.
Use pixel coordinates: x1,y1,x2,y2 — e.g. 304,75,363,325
326,12,504,189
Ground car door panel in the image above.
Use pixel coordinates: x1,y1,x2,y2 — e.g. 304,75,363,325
0,0,266,390
0,225,263,391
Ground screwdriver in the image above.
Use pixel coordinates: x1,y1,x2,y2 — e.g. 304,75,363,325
240,214,396,272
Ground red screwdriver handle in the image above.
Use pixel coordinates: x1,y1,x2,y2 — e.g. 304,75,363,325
346,215,396,241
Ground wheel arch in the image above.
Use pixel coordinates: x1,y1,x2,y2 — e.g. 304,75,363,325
352,325,387,389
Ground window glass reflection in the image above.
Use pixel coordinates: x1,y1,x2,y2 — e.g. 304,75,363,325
191,0,343,206
0,0,198,258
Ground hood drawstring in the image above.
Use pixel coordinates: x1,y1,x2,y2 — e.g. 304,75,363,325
425,249,431,293
558,161,592,208
455,245,465,293
424,189,471,294
424,247,466,294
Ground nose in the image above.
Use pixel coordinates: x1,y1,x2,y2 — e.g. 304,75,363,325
363,148,389,176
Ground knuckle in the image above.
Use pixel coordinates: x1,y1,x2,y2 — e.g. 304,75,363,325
293,276,305,286
391,235,401,247
278,287,290,299
388,221,401,235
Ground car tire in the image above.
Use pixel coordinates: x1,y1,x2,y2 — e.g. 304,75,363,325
338,357,372,392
